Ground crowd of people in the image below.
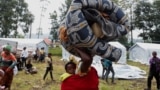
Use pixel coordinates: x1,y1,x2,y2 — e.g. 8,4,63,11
0,45,160,90
57,0,160,89
0,44,115,90
0,45,54,90
0,0,159,89
16,47,46,71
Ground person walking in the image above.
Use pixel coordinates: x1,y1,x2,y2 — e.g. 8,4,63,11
43,53,54,81
145,51,160,90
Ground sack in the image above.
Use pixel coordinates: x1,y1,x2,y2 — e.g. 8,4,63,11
82,9,104,38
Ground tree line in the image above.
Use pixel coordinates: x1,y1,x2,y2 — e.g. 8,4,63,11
0,0,34,38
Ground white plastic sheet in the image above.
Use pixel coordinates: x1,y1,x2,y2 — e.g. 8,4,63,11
92,61,146,79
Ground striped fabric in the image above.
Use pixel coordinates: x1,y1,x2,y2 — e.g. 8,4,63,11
59,0,129,62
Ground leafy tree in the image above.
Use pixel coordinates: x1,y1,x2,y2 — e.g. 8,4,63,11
150,0,160,43
0,0,34,38
118,0,140,10
50,11,59,42
133,1,160,43
59,0,72,22
50,0,72,41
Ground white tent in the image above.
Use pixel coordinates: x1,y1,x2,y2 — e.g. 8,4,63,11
129,43,160,65
0,39,18,52
109,42,127,64
61,41,127,64
0,38,49,54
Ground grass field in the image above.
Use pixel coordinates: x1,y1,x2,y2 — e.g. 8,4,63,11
11,47,157,90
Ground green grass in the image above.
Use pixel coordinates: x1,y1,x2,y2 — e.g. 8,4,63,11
11,47,157,90
12,56,63,90
48,46,62,56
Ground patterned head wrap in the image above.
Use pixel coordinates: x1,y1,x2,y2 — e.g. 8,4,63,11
5,45,12,52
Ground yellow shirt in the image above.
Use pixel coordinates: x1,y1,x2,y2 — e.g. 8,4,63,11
60,73,72,82
45,57,52,67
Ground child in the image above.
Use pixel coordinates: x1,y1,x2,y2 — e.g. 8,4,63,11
60,48,99,90
43,53,54,81
60,61,77,81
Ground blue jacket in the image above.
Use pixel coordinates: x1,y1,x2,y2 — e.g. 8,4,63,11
102,59,112,68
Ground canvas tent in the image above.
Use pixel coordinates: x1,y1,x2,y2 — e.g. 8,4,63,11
61,41,127,64
0,39,18,52
129,43,160,65
0,38,49,54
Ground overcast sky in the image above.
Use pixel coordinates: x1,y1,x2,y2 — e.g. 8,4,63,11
24,0,153,39
24,0,63,38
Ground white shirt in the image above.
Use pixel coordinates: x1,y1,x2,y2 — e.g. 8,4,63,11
20,50,29,58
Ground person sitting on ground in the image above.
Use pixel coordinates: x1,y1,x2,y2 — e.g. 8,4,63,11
60,47,99,90
25,59,37,74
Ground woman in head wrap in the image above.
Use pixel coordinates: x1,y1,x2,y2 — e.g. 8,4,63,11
0,45,17,90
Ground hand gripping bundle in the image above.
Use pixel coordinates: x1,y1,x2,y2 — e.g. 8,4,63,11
59,0,129,62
